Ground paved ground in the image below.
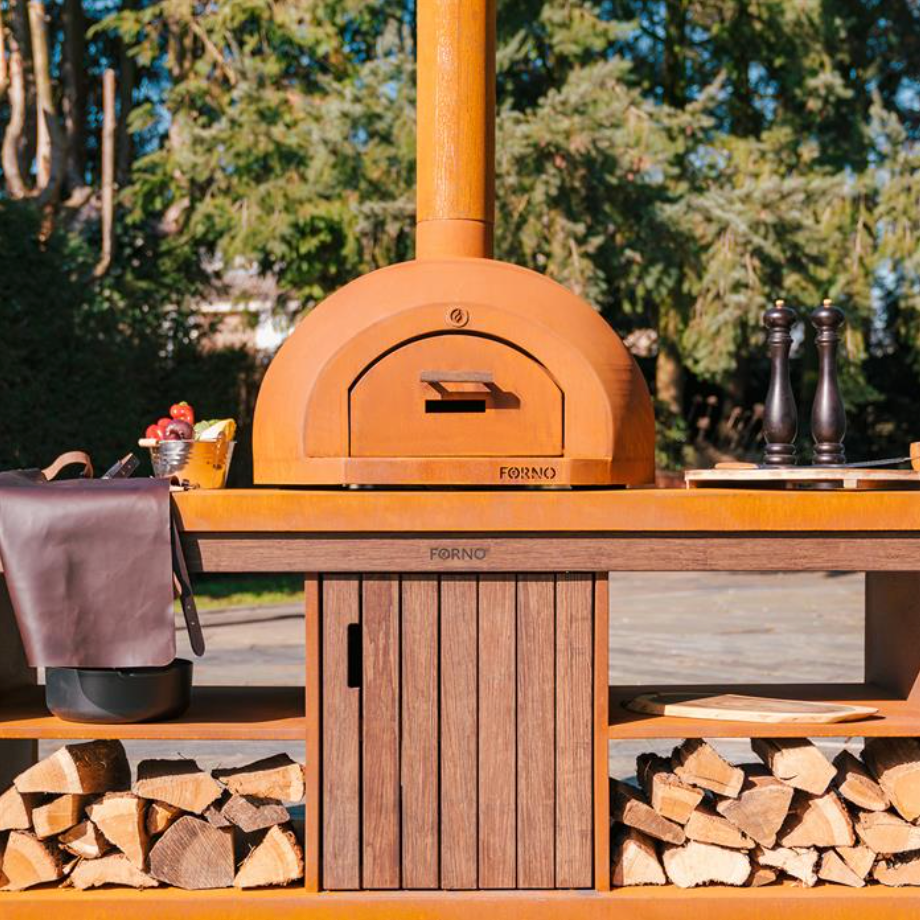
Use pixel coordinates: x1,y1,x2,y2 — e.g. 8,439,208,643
40,571,867,777
605,570,864,778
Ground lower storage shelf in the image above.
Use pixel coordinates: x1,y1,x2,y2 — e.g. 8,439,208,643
2,885,919,919
0,685,306,740
609,682,920,738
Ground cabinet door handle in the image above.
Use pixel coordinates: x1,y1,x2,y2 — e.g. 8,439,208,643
346,623,362,689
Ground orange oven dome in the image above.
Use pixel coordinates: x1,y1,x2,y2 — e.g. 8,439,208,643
252,257,654,487
252,0,654,487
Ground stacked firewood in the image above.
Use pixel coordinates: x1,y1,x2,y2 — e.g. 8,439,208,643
612,737,920,888
0,740,305,891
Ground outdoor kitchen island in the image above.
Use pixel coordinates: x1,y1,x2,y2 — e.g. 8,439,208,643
3,485,920,918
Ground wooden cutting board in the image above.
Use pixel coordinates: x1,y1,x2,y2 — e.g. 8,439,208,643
624,692,878,724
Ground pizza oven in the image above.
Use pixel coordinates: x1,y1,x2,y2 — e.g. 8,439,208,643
252,0,654,487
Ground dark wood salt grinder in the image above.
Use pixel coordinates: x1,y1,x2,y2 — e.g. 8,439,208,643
810,299,847,465
762,299,798,466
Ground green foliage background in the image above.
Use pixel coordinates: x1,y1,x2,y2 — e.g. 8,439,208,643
2,0,920,472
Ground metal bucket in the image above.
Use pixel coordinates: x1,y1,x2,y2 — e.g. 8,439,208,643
150,439,235,489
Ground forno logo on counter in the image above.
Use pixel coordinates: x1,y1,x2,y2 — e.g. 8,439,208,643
429,547,489,561
499,465,558,481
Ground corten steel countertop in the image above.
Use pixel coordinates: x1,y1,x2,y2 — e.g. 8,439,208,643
170,487,920,573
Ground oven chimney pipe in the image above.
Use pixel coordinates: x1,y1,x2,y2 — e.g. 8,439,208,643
416,0,496,260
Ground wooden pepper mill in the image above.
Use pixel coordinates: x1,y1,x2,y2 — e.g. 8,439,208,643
762,299,798,466
810,298,847,466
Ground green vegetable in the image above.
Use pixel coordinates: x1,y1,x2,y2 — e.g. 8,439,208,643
193,419,221,437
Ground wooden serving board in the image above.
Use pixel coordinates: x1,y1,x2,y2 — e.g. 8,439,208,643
685,466,920,490
624,692,879,724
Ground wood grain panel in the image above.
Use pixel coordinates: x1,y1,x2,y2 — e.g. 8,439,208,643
477,574,516,888
593,574,610,891
400,575,439,889
440,575,478,889
185,534,920,574
322,576,361,890
555,574,594,888
362,575,401,889
517,575,555,888
304,575,321,892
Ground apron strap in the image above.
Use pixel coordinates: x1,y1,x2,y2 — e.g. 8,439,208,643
170,501,205,657
42,451,93,481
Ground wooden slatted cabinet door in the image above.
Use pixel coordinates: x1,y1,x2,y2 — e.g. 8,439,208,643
440,575,478,889
401,575,439,888
362,575,401,889
321,575,361,890
478,574,516,888
516,574,556,888
555,574,594,887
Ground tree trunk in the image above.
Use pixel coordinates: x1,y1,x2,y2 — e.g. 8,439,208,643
28,0,65,213
8,0,36,179
114,0,139,186
2,47,28,198
656,306,685,417
0,6,9,100
663,0,687,108
115,45,135,185
657,1,688,422
61,0,88,194
94,68,116,277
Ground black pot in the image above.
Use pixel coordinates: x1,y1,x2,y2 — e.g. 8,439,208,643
45,659,193,724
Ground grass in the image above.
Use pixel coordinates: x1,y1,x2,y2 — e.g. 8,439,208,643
185,574,303,610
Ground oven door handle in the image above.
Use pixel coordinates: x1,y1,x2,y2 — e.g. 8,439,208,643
420,370,494,387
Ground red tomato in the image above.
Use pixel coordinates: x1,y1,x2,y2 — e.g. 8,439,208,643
145,423,164,440
170,402,195,424
157,417,173,430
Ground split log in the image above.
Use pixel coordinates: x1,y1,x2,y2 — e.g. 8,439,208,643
715,765,794,848
221,795,290,833
610,779,685,845
749,866,778,887
672,740,743,797
751,738,835,795
0,831,63,890
610,828,666,887
69,853,159,890
662,840,750,888
755,845,818,887
637,753,703,824
836,845,875,880
59,819,111,859
863,738,920,822
32,793,85,839
818,849,865,888
213,754,305,803
87,792,149,869
684,803,753,849
0,786,38,831
874,853,920,887
15,740,129,795
833,750,889,811
854,809,920,854
204,797,233,829
148,815,235,889
134,758,224,815
146,801,184,836
234,824,304,889
779,791,854,848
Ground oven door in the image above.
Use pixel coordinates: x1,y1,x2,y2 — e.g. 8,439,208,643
349,334,563,457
